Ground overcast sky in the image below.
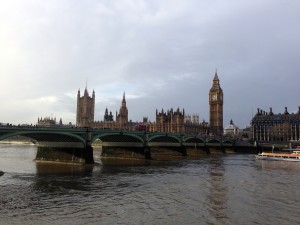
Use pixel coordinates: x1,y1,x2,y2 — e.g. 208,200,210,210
1,0,300,128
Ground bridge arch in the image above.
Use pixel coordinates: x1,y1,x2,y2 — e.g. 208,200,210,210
207,139,220,144
0,127,95,163
92,132,144,144
148,134,181,147
222,140,233,145
92,131,146,158
183,136,205,144
0,129,87,146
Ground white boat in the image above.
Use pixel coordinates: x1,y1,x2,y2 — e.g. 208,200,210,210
256,148,300,161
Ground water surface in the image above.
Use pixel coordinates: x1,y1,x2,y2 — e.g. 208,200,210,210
0,144,299,225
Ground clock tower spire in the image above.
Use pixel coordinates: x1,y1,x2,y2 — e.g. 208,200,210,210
209,70,224,136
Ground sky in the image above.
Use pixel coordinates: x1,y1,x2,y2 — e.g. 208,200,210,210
1,0,300,128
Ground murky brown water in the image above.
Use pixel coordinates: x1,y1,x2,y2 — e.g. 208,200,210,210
0,144,300,225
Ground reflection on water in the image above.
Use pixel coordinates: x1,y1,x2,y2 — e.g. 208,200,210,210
258,159,300,173
1,144,300,225
36,162,94,174
206,157,228,224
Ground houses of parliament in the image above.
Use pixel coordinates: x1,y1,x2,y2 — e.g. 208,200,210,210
76,72,224,135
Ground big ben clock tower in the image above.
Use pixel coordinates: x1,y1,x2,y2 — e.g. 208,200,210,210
209,70,223,136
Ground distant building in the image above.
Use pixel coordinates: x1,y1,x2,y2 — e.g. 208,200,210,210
103,108,114,122
76,71,223,135
209,71,224,136
251,107,300,142
147,108,208,134
242,125,252,140
224,119,239,136
76,87,95,127
115,92,129,128
91,92,131,130
37,116,62,127
153,108,185,133
184,114,200,124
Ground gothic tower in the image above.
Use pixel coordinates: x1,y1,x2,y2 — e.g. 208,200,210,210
76,87,95,127
209,70,223,135
116,92,128,128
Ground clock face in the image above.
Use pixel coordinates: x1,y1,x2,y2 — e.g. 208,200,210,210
212,94,217,101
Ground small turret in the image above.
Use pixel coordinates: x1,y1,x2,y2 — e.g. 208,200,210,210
284,107,289,115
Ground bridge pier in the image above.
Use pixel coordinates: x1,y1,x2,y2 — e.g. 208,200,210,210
83,144,95,164
35,143,94,164
100,146,150,159
181,146,187,156
144,147,152,159
203,146,210,154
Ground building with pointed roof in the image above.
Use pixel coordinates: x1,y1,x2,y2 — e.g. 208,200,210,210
85,92,132,130
76,70,223,135
209,70,224,135
116,92,128,128
76,87,95,127
104,108,114,122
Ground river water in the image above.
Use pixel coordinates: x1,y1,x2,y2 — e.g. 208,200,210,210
0,144,299,225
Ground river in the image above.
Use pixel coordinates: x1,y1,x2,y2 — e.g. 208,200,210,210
0,144,299,225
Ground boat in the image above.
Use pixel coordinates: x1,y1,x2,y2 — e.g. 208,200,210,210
255,147,300,161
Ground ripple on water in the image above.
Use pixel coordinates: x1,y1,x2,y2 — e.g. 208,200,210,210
1,146,300,225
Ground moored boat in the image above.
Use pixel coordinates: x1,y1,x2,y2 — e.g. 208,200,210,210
256,148,300,161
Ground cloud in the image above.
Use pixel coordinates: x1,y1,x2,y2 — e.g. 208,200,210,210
1,0,300,128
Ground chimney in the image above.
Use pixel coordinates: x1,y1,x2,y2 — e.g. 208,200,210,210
284,107,289,115
269,107,273,115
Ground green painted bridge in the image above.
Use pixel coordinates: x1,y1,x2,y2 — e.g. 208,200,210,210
0,126,253,163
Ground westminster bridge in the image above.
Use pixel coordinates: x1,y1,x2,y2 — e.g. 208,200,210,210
0,126,255,164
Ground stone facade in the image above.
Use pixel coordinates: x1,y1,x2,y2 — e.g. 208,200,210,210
252,107,300,142
145,108,208,134
116,92,128,128
224,119,239,136
209,71,224,135
76,88,95,127
93,92,130,130
37,116,62,127
154,108,185,133
76,72,223,135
